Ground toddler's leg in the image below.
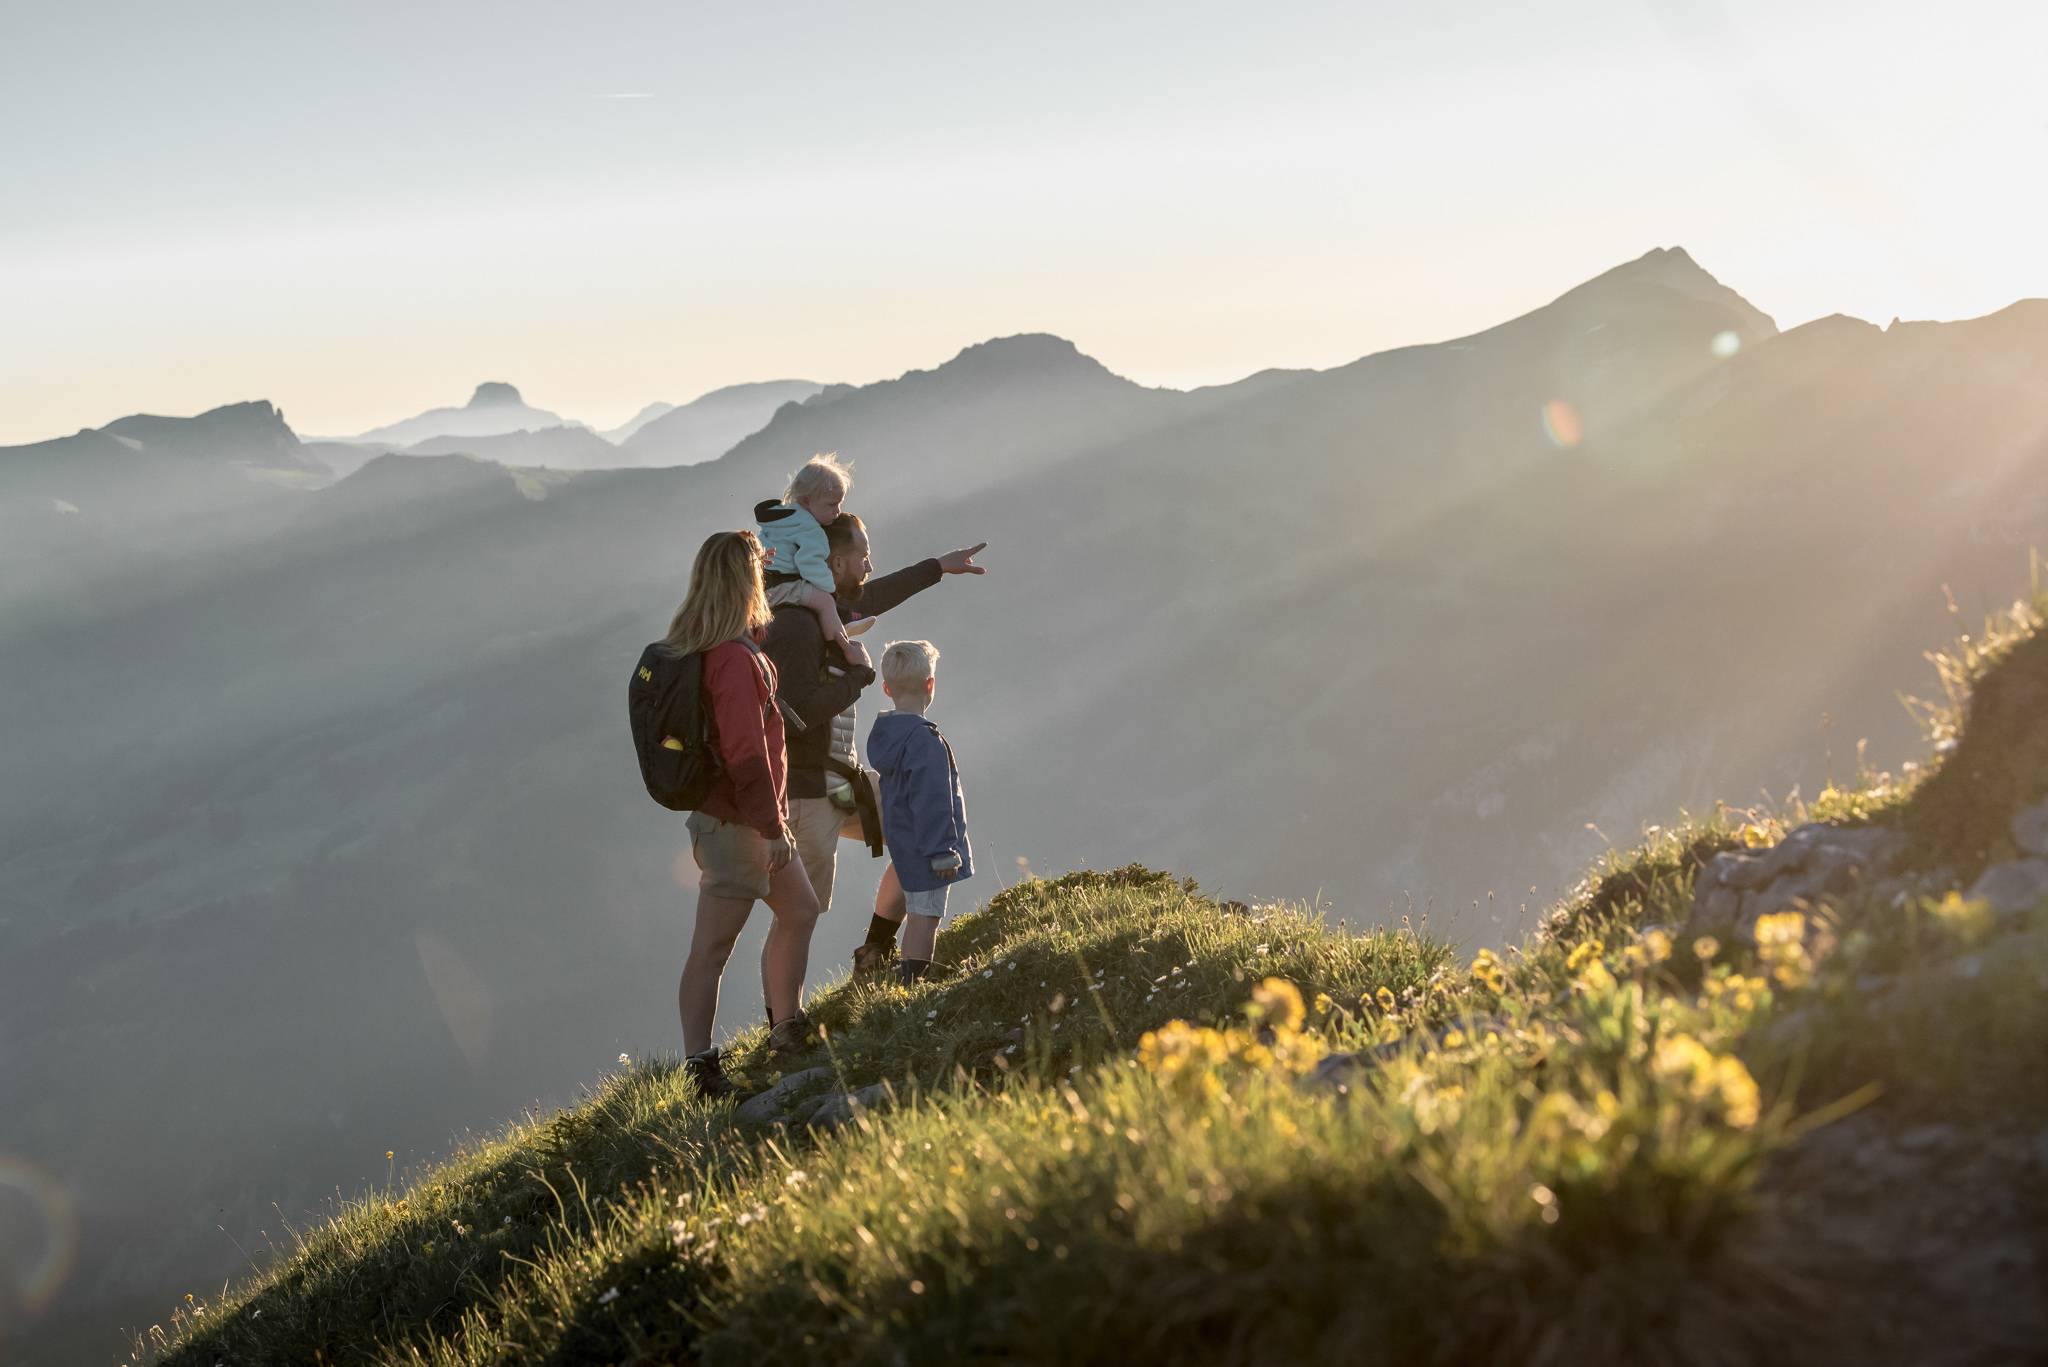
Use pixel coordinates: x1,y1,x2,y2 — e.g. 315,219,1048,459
801,584,859,662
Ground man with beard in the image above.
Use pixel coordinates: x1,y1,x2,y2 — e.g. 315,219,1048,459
760,512,987,1030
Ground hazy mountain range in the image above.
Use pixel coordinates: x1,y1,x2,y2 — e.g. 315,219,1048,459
4,247,2046,1362
303,379,828,477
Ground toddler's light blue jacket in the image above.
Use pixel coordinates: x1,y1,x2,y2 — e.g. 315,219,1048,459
754,500,835,594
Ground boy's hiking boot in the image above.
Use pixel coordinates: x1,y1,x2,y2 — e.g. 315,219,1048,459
683,1048,734,1099
765,1011,813,1057
851,941,896,979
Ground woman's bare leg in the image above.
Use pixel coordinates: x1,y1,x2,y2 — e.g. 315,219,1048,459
759,856,822,1023
680,892,754,1055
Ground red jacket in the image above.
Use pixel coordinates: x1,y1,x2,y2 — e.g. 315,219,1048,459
694,637,787,839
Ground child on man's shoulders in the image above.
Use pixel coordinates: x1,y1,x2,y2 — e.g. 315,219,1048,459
753,453,872,664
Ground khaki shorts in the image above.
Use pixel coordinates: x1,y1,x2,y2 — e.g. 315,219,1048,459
685,811,772,899
766,580,822,609
786,795,841,911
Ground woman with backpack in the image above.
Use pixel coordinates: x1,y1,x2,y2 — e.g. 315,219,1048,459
666,529,821,1097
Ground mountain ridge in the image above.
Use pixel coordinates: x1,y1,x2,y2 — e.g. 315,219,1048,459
9,247,2048,1365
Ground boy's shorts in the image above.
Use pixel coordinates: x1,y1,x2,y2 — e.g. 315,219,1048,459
765,580,819,609
685,811,772,899
903,886,950,921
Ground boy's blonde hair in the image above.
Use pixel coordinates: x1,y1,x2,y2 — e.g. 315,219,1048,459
785,452,853,506
881,639,940,695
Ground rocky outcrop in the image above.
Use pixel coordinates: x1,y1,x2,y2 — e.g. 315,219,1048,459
1301,1016,1508,1094
1690,823,1904,940
733,1066,833,1125
1689,800,2048,941
733,1069,895,1130
1966,857,2048,919
802,1082,890,1130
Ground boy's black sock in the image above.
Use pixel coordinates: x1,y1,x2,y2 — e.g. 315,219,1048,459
864,914,902,950
899,958,931,985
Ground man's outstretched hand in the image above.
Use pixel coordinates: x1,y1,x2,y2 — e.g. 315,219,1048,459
938,543,988,576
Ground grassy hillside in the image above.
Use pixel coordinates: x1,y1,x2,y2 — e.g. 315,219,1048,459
144,591,2048,1366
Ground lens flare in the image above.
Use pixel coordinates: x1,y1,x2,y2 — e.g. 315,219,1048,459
0,1156,81,1316
1711,329,1741,358
1541,398,1583,449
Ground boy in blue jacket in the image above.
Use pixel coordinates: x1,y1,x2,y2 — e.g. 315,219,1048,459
865,640,972,984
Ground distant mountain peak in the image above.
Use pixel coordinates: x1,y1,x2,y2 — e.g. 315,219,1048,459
1561,246,1778,337
930,333,1126,385
468,382,524,408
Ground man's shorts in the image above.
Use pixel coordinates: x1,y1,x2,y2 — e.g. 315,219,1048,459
903,886,950,921
685,811,772,899
785,795,841,911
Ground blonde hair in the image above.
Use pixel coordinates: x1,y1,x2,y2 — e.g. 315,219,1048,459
785,452,853,506
664,530,770,654
880,639,940,695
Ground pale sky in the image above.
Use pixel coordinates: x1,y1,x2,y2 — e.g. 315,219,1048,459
2,0,2043,443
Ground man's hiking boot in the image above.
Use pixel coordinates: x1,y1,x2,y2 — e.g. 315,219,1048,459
765,1011,813,1057
683,1048,735,1099
851,941,896,980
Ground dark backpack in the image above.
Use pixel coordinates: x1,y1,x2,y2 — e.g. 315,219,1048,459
628,641,721,811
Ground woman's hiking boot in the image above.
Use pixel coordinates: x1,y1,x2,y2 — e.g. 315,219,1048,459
766,1010,813,1057
683,1048,734,1099
851,941,896,979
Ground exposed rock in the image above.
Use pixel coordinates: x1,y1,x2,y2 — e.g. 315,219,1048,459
1895,1123,1960,1154
734,1066,833,1125
1763,1112,2047,1366
2011,800,2048,858
1689,823,1902,939
1965,858,2048,920
805,1082,891,1129
1303,1017,1508,1093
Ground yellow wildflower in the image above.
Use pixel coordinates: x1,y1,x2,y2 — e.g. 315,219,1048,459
1714,1056,1761,1128
1652,1033,1717,1100
1249,978,1306,1032
1375,986,1397,1013
1692,935,1720,962
1753,911,1806,949
1138,1021,1231,1098
1649,1033,1761,1129
1574,960,1616,994
1470,948,1508,996
1313,991,1336,1018
1753,911,1813,988
1639,929,1673,964
1565,938,1604,973
1930,890,1993,942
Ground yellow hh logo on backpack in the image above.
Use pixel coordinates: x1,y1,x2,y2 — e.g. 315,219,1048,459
637,666,654,683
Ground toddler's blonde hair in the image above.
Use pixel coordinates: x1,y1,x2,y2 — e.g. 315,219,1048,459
785,452,853,507
881,639,940,695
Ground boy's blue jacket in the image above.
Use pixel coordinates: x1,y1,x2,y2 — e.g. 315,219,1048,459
867,711,973,893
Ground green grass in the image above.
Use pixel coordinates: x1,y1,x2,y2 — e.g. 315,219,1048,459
146,592,2048,1367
